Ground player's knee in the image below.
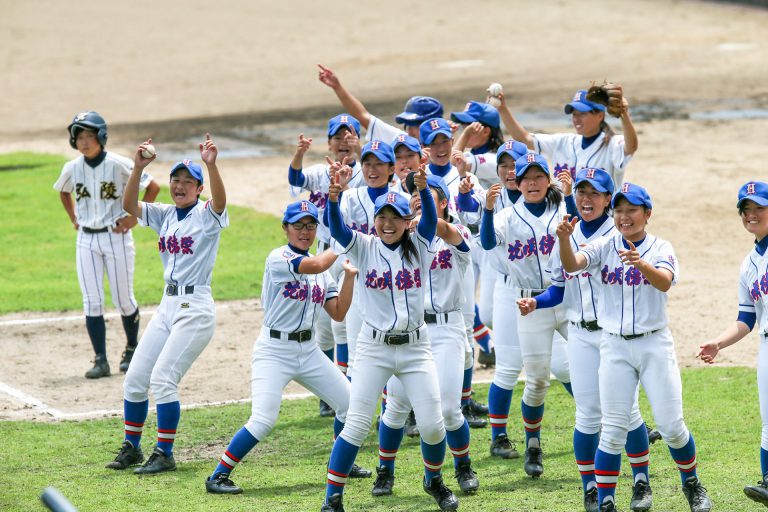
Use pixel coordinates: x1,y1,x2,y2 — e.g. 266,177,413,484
338,414,369,447
417,421,446,446
658,422,689,449
761,424,768,450
245,411,279,441
464,348,474,370
84,298,103,317
478,302,493,328
522,376,551,405
149,372,178,404
598,425,628,453
117,303,138,317
382,408,407,429
575,405,601,434
441,405,464,432
123,366,149,402
493,369,519,390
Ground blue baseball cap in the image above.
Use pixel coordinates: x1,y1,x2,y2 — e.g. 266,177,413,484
392,133,421,154
327,114,361,137
611,182,653,209
361,140,395,164
737,181,768,208
170,160,204,184
420,118,453,145
450,101,501,128
404,172,450,202
283,200,319,223
564,90,607,114
395,96,444,126
496,139,529,164
575,167,615,195
374,191,412,217
514,152,550,178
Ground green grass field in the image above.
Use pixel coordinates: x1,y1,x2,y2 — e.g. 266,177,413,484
0,370,765,511
0,152,285,314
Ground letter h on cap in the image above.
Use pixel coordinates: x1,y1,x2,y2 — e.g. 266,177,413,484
183,159,192,166
621,183,630,193
301,201,309,212
397,135,406,143
505,141,514,150
340,115,349,123
527,153,536,163
387,193,396,204
430,119,440,130
371,141,380,150
586,168,596,178
747,183,756,195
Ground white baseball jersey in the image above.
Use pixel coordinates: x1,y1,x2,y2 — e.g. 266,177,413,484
53,152,153,229
339,230,435,332
365,115,405,143
139,200,229,287
487,201,565,290
533,132,631,188
464,151,498,189
463,186,521,225
738,244,768,335
424,224,472,314
289,162,365,244
261,245,339,333
578,232,678,336
549,216,616,323
427,166,483,223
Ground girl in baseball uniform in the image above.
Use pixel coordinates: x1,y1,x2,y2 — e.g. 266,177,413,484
698,181,768,507
518,168,653,512
497,87,638,188
105,135,228,476
479,152,571,478
54,111,160,378
558,183,712,512
373,173,480,498
205,200,364,494
322,167,459,512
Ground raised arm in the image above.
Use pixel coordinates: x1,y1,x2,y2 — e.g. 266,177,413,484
327,171,353,247
557,215,587,273
123,138,156,218
479,184,502,250
288,133,312,187
200,133,226,214
618,240,673,292
435,219,466,247
323,260,358,322
318,64,372,130
498,92,534,149
414,168,437,242
620,99,638,156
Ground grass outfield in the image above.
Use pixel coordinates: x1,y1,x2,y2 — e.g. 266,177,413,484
0,369,765,511
0,152,284,314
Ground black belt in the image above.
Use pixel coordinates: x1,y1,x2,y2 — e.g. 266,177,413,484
519,289,545,298
318,241,330,251
82,226,109,234
166,285,195,296
424,312,450,324
371,327,420,345
621,329,660,340
270,329,312,342
572,320,601,332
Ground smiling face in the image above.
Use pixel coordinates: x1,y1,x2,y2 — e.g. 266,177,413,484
497,154,518,191
374,207,408,245
362,154,393,188
740,200,768,241
169,168,204,208
328,126,354,161
575,182,611,222
75,129,102,159
571,110,604,137
613,197,651,242
427,133,452,166
518,167,549,203
410,188,448,219
283,215,318,251
394,146,421,182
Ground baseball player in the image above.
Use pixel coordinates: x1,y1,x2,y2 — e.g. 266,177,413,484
497,87,638,188
205,200,368,494
479,152,572,478
289,114,366,413
317,64,443,143
105,135,228,475
698,181,768,507
54,111,160,378
373,173,480,498
518,168,653,512
558,183,712,512
321,167,459,512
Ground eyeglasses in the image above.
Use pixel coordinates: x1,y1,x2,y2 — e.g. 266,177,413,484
290,221,318,231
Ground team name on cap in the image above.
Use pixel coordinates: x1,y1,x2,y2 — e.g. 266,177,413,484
387,193,396,203
397,135,406,142
300,201,309,212
430,119,440,130
371,141,380,150
586,168,596,178
622,183,630,193
340,115,349,123
747,183,756,195
527,153,536,163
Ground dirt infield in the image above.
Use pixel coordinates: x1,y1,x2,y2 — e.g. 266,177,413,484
1,0,767,421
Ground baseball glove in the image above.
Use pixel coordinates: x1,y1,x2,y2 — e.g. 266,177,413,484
586,81,626,117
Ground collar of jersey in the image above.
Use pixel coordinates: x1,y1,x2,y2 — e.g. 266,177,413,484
381,239,401,252
756,235,768,256
428,162,452,177
580,213,610,238
175,201,198,221
84,150,107,168
506,189,522,203
621,235,646,249
367,185,389,203
470,143,491,155
581,132,601,150
287,243,310,256
523,200,547,217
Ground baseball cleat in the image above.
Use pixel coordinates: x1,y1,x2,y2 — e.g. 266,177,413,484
205,472,243,494
744,477,768,506
133,447,176,474
629,480,653,511
423,475,459,511
321,493,344,512
119,348,135,373
467,397,489,416
454,459,479,493
319,400,335,418
599,498,620,511
523,446,544,478
646,424,662,444
477,347,496,368
371,465,395,496
105,440,144,470
349,463,372,479
490,433,520,459
85,355,110,379
462,405,488,429
583,487,598,512
405,410,420,438
682,476,712,512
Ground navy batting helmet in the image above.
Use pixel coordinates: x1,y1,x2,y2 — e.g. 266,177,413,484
68,111,108,149
395,96,444,126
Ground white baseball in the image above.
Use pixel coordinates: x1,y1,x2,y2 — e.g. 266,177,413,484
141,144,156,159
487,83,503,97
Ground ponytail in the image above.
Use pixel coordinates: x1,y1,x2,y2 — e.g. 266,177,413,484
487,126,504,151
597,113,614,150
546,183,563,206
401,231,418,265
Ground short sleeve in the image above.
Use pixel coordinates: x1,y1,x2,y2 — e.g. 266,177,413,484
53,164,74,193
549,240,566,287
268,250,303,284
323,271,339,302
491,210,508,248
366,115,404,143
139,202,173,233
738,264,757,314
138,170,154,191
202,201,229,237
290,163,328,197
339,230,374,268
533,133,565,160
579,236,611,276
651,240,679,285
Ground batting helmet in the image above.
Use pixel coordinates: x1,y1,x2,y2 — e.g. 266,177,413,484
67,111,108,149
395,96,444,126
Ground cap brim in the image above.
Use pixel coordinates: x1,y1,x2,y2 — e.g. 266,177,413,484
395,112,421,124
450,112,476,124
375,203,410,218
423,129,453,145
611,192,651,209
515,162,549,178
361,149,394,164
737,195,768,207
329,123,359,137
564,102,595,114
575,178,609,194
284,212,319,224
